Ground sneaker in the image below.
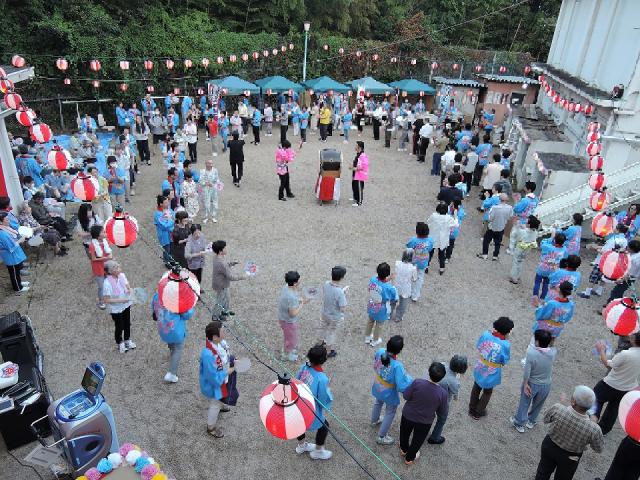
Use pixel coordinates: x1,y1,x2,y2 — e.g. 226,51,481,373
21,281,30,287
16,286,30,294
287,194,296,198
505,248,513,255
119,342,127,353
352,203,359,207
364,335,373,344
376,435,394,445
163,372,179,383
295,442,316,454
370,418,382,427
207,426,224,438
220,405,231,413
327,350,337,358
309,449,332,460
404,450,420,465
203,218,209,224
212,218,218,223
370,338,383,347
279,197,287,201
492,256,499,261
510,417,525,433
525,421,535,429
98,303,107,310
578,290,591,299
287,353,299,362
125,340,137,350
476,253,488,260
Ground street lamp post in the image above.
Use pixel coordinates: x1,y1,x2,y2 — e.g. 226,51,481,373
303,21,310,82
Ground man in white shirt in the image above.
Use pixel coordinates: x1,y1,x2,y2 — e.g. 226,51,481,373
592,332,640,434
264,104,273,136
184,118,198,163
481,153,503,193
417,120,434,163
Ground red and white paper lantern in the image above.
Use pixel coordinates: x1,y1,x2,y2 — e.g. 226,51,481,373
586,141,602,156
419,91,425,97
3,92,21,110
30,123,52,143
356,51,362,57
281,45,287,53
452,63,459,70
262,50,269,57
184,59,193,68
584,104,594,115
474,65,482,72
71,173,99,201
0,79,14,93
618,390,640,442
552,94,561,104
390,57,397,63
372,54,379,61
323,44,329,51
147,85,155,93
499,65,507,73
252,52,259,60
589,172,606,190
64,78,71,85
592,212,617,238
604,298,640,336
47,146,72,170
599,249,631,281
229,55,237,63
89,59,101,72
197,88,204,96
289,43,294,50
16,108,36,126
11,55,25,68
587,131,601,142
410,58,417,65
119,60,130,70
574,103,583,113
338,47,344,54
524,65,531,75
173,87,181,95
216,56,224,65
165,59,174,69
144,59,154,70
588,121,600,132
259,375,316,440
104,210,138,248
588,155,604,171
56,58,68,71
202,57,210,68
589,190,610,211
431,61,438,70
272,49,278,56
92,80,100,88
241,53,249,62
568,102,576,112
157,268,200,314
120,83,128,92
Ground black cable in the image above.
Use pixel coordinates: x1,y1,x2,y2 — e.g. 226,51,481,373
7,449,45,480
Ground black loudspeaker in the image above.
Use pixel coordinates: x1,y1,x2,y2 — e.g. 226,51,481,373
0,312,40,373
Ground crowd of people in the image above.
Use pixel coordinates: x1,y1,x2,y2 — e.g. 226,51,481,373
2,89,640,480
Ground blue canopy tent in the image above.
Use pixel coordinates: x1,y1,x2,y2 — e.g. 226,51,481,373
303,76,351,93
254,76,303,93
208,76,260,95
389,79,436,95
348,76,392,95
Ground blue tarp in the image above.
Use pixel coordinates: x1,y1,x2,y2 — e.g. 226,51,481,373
348,76,392,95
208,76,260,95
389,78,436,95
255,76,303,93
303,76,351,93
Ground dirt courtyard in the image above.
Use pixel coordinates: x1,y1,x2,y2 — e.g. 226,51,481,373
0,124,624,480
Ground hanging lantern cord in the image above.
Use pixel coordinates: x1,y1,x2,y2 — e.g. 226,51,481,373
111,203,399,480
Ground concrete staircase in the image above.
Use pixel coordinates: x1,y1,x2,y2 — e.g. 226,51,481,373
534,161,640,236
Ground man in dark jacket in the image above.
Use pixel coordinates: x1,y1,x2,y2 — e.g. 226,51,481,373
227,131,245,187
437,175,463,205
29,192,71,240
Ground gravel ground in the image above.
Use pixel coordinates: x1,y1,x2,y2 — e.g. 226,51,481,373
0,125,624,480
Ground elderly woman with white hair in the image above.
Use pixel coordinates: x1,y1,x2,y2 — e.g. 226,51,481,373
102,260,136,354
534,385,604,480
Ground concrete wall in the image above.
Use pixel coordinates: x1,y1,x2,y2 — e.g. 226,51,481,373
548,0,640,93
481,82,538,126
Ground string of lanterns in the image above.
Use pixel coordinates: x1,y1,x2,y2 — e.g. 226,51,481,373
538,74,595,116
1,65,53,143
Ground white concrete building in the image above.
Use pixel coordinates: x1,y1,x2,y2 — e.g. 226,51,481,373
507,0,640,230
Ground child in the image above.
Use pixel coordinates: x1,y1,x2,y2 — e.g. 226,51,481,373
206,115,219,156
199,321,233,438
533,233,567,303
371,335,413,445
342,109,352,143
319,266,348,358
549,255,582,293
299,106,309,145
364,263,398,347
428,355,468,444
446,199,465,262
509,215,540,284
295,344,334,460
88,224,112,310
406,222,433,300
278,271,308,361
391,249,418,322
276,140,296,201
153,291,195,383
534,281,575,342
